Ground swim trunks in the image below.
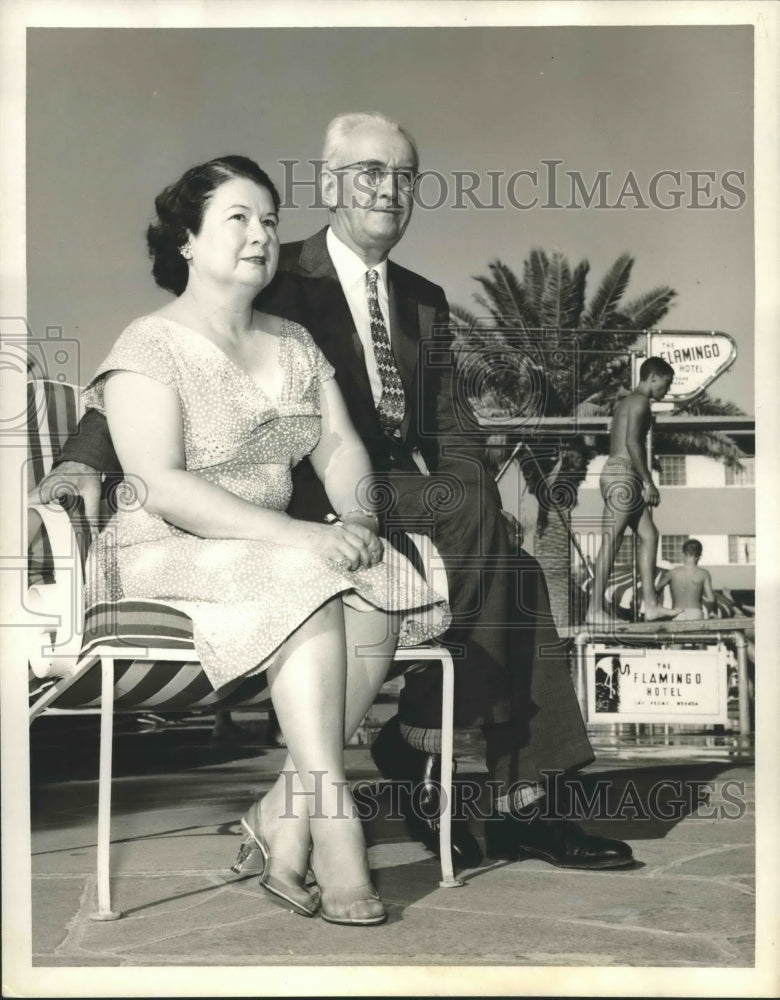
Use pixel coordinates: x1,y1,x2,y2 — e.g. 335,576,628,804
673,608,705,621
599,455,645,515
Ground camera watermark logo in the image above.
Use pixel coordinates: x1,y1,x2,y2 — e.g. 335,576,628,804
1,317,81,441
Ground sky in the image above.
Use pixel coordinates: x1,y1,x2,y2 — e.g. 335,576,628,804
25,24,755,411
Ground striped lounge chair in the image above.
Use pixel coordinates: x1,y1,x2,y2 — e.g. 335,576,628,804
28,375,462,921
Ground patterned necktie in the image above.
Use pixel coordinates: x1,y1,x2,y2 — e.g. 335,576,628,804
365,268,405,434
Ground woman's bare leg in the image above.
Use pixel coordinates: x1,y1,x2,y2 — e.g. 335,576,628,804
261,601,397,919
259,608,399,880
342,606,400,738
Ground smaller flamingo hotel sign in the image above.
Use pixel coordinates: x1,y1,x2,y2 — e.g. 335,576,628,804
647,330,737,402
586,645,729,724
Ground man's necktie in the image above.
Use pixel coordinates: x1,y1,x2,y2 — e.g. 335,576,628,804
365,268,405,434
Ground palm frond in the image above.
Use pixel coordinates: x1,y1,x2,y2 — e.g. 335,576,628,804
449,303,481,332
676,390,746,417
472,273,523,326
523,249,548,319
621,286,677,329
472,293,507,327
539,250,576,328
580,253,634,328
654,429,747,469
570,260,590,325
580,351,633,395
489,260,533,328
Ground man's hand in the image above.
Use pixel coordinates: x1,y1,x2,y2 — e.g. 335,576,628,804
642,480,660,507
30,461,102,537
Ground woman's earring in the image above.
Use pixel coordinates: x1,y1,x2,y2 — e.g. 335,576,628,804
179,244,192,260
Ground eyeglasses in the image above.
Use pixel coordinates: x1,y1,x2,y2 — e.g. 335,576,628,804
330,161,419,192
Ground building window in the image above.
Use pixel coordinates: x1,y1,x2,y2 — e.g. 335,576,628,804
658,456,686,486
614,535,635,567
725,458,755,486
728,535,756,564
661,535,687,563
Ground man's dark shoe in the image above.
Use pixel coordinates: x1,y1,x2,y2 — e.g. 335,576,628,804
370,716,483,869
485,814,634,870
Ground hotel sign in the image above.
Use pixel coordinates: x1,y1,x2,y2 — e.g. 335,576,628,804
648,330,737,402
586,645,729,724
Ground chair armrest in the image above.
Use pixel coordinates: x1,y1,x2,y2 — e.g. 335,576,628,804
27,503,85,678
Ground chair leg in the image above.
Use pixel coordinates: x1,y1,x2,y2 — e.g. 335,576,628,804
90,656,122,920
438,649,464,888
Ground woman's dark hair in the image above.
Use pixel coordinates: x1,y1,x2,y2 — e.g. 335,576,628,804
146,155,281,295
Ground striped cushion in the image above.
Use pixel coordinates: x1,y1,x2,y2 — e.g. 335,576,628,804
82,600,196,653
53,655,272,711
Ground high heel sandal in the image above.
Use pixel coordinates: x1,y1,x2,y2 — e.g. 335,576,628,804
318,882,387,926
231,811,319,918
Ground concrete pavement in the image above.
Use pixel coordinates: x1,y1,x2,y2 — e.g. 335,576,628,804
24,713,759,978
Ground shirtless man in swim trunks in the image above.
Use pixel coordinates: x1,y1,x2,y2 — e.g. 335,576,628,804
586,356,680,628
655,537,716,621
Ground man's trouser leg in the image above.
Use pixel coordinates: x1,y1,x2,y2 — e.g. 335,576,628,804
389,469,593,798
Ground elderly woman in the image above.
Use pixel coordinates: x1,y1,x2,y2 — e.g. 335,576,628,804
83,156,447,926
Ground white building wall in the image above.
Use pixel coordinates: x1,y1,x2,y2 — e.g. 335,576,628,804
685,455,725,487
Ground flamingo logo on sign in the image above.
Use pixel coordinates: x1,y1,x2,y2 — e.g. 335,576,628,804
648,330,737,402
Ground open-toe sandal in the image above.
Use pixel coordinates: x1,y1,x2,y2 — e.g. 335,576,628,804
319,882,386,926
231,812,319,918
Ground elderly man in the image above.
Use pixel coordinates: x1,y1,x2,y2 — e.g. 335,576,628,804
41,112,632,871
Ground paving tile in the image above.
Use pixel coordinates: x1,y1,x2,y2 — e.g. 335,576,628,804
663,845,755,877
379,862,754,935
724,934,756,966
647,817,754,843
72,876,286,955
30,876,88,954
621,838,753,874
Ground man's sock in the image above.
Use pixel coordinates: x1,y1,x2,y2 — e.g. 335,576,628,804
399,722,442,756
494,784,546,817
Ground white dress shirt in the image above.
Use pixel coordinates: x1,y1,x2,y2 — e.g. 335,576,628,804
326,226,391,408
325,227,429,474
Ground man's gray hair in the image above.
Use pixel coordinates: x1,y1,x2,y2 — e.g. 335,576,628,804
322,112,419,168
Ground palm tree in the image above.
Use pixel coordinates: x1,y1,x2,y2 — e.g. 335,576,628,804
450,249,748,628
